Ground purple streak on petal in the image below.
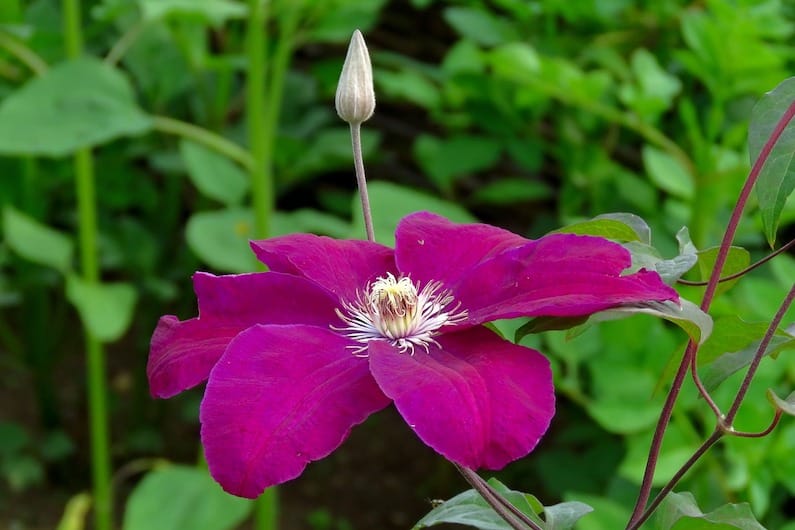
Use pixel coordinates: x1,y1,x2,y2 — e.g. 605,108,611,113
250,234,396,301
455,233,679,324
147,272,340,398
368,327,554,470
394,211,526,288
200,325,390,498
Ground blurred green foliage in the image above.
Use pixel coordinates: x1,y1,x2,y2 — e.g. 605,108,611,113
1,0,795,529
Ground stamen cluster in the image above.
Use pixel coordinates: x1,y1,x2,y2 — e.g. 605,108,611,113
335,273,468,356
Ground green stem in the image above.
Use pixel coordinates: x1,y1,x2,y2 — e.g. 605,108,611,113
104,19,145,67
247,0,271,240
62,1,112,529
247,1,280,528
151,115,254,169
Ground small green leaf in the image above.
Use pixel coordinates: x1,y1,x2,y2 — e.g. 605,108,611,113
695,246,751,296
180,139,249,206
544,501,594,530
413,478,544,530
657,491,766,530
56,493,91,530
123,466,251,530
553,218,643,242
66,277,138,343
767,389,795,416
748,77,795,246
642,145,694,199
351,181,476,246
443,7,518,46
185,208,258,273
3,206,73,273
0,58,152,156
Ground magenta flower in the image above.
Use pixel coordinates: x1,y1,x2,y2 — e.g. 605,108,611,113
148,212,677,498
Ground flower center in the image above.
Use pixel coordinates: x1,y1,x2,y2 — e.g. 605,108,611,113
334,273,468,356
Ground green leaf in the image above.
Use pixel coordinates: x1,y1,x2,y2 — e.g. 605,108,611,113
656,491,766,530
489,42,541,81
748,77,795,246
305,0,388,42
695,246,751,296
767,389,795,416
180,139,249,206
123,466,251,530
544,502,594,530
0,57,152,156
553,218,644,242
56,493,92,530
596,299,712,345
443,7,518,46
471,178,552,205
413,134,502,192
138,0,247,25
2,206,73,273
352,181,476,246
185,208,258,273
65,277,138,343
413,478,544,529
700,327,795,392
376,69,441,109
642,145,694,199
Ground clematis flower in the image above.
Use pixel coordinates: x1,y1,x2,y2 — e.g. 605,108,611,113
148,212,678,498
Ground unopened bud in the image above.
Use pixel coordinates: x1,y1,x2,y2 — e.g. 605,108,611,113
335,30,375,125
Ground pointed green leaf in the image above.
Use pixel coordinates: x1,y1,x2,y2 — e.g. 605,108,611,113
642,145,694,199
748,77,795,246
123,466,251,530
553,218,643,242
180,139,249,206
56,493,91,530
695,246,750,296
413,478,544,530
3,206,73,273
65,277,137,342
657,491,766,530
544,502,593,530
0,58,152,156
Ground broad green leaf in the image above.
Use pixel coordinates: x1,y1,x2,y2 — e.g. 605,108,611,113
553,219,643,242
489,42,541,81
443,7,518,46
767,389,795,416
544,502,594,530
413,134,502,192
598,213,652,244
413,478,544,529
351,181,476,246
2,206,73,273
179,139,248,206
656,491,765,530
697,316,770,366
186,208,258,273
564,494,629,530
138,0,247,24
471,178,552,205
695,246,751,296
0,57,152,156
642,145,694,199
376,69,441,109
56,493,91,530
748,77,795,246
123,466,251,530
66,277,138,343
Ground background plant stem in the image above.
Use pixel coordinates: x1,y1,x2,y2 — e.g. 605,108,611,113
61,2,112,530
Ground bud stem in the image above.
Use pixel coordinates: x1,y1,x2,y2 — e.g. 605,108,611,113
350,123,375,242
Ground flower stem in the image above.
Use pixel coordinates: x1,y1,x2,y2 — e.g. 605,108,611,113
626,100,795,529
0,30,48,76
62,2,113,530
350,123,375,242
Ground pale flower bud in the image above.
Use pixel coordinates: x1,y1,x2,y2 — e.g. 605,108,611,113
335,29,375,125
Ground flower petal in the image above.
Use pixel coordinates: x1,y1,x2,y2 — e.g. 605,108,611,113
395,211,526,289
250,234,395,301
454,233,679,323
200,324,390,498
367,326,554,470
148,272,340,398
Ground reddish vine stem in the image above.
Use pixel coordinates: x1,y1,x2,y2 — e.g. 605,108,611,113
677,238,795,286
626,100,795,529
